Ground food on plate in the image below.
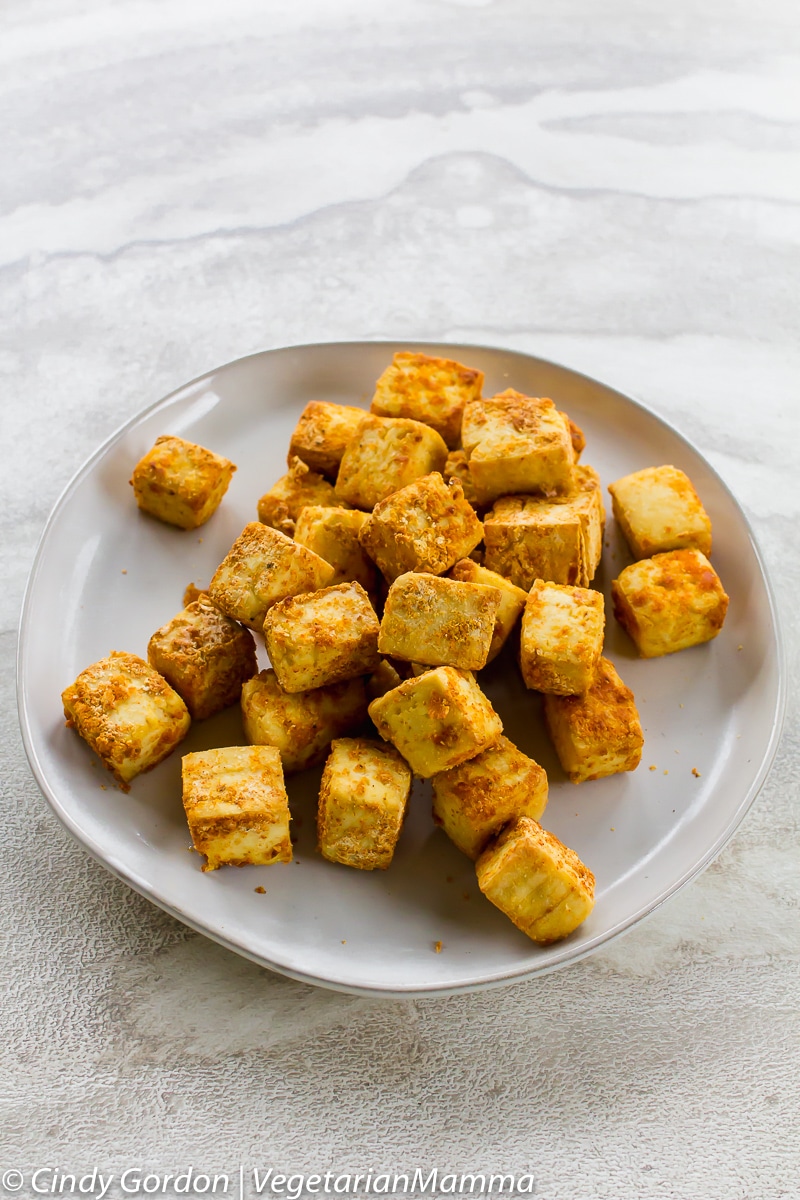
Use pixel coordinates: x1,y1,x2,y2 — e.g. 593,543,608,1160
241,669,369,773
608,464,712,559
317,738,412,870
519,580,605,696
543,656,644,783
147,594,257,720
334,414,448,510
370,350,483,449
476,816,595,944
130,434,236,529
368,665,503,778
612,548,729,657
366,659,404,700
181,745,291,871
208,521,334,630
377,572,502,671
256,456,341,536
358,471,483,581
288,400,368,480
293,505,378,595
442,448,479,506
431,736,548,860
448,559,527,663
263,581,381,693
62,651,190,789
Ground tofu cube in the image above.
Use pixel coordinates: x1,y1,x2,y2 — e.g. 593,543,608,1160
443,449,479,507
611,548,729,657
370,351,483,449
461,391,576,506
483,494,587,590
256,456,341,536
335,414,448,510
130,435,236,530
366,659,404,700
359,472,484,581
147,596,258,720
293,505,378,595
62,651,190,789
264,581,381,693
181,745,291,871
609,464,712,559
368,666,503,778
449,559,527,663
519,581,605,695
476,816,595,944
543,656,644,783
431,736,548,860
241,669,368,773
208,522,334,630
317,737,413,870
379,572,501,670
288,401,369,480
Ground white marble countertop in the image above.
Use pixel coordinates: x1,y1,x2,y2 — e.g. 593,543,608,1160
2,2,798,1197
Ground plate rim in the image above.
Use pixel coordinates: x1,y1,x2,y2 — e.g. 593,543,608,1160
16,339,788,997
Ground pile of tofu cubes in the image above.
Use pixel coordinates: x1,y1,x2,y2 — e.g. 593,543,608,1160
62,352,728,948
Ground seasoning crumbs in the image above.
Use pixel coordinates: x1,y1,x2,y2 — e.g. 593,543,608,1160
254,886,266,894
434,941,443,954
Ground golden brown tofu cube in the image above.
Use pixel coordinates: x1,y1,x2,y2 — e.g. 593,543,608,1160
293,505,378,595
359,472,484,581
62,651,190,789
208,522,334,630
264,581,381,693
443,448,479,507
368,666,502,778
288,401,369,480
147,596,257,720
519,581,605,695
370,351,483,449
449,559,527,663
608,464,713,559
317,737,413,870
476,816,595,943
483,494,587,590
256,456,341,536
241,669,368,773
334,414,448,510
130,435,236,530
611,548,729,658
431,736,548,860
543,656,644,783
462,391,575,506
181,745,291,871
378,572,501,670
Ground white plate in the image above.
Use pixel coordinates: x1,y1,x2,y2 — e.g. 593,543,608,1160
18,342,785,997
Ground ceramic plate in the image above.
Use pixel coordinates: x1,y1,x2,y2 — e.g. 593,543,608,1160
18,342,785,996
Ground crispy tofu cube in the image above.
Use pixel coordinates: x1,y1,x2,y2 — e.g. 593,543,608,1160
608,464,713,559
370,351,483,449
449,559,527,663
182,582,206,607
543,656,644,783
130,435,236,530
208,522,334,630
334,414,448,510
147,596,257,720
476,816,595,943
378,572,501,670
443,449,479,507
368,666,502,778
359,472,483,581
431,736,548,860
519,581,605,695
181,745,291,871
256,456,341,536
611,548,729,657
461,391,575,506
317,737,413,870
288,401,369,480
241,669,368,773
293,505,378,594
62,651,190,789
264,581,380,693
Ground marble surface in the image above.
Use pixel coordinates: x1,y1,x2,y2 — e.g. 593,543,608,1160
2,1,799,1197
